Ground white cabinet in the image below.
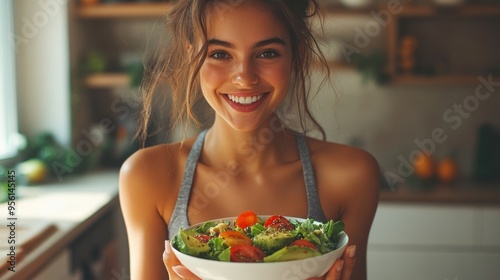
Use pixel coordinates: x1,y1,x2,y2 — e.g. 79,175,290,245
482,207,500,247
367,203,500,280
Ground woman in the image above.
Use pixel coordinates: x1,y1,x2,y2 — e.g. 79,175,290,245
119,0,380,279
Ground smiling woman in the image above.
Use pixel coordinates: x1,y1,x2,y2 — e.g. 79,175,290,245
119,1,379,280
0,0,18,160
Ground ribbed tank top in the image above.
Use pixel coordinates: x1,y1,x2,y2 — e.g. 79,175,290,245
168,130,327,239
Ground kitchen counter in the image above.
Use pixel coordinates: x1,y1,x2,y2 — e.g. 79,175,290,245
380,181,500,205
0,169,120,280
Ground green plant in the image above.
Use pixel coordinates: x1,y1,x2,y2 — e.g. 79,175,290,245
351,51,389,85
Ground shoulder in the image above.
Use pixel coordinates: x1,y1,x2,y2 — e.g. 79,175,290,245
305,137,381,217
119,137,197,211
307,137,380,186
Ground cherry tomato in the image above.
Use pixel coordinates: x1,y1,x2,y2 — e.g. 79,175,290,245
235,210,259,229
230,244,266,262
219,231,252,246
193,234,210,243
264,215,293,230
290,239,318,250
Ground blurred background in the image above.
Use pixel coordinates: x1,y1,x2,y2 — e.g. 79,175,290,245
0,0,499,279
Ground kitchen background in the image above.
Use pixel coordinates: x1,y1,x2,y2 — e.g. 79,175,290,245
1,0,499,279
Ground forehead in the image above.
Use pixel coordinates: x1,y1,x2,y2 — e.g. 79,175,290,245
204,0,289,44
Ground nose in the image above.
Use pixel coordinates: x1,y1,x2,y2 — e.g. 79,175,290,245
232,58,259,87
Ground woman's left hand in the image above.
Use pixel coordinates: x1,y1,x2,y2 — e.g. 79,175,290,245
308,245,356,280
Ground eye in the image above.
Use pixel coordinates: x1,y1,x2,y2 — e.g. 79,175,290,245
258,50,279,58
209,51,231,60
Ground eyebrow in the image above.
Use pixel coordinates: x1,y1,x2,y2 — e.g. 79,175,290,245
207,37,287,49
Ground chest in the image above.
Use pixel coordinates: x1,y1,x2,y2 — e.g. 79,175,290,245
187,161,309,225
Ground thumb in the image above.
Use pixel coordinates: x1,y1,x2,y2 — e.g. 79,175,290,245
164,240,201,280
163,240,182,277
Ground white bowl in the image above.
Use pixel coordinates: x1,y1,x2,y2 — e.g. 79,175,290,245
172,216,349,280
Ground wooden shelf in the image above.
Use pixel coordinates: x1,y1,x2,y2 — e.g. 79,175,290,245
77,2,172,18
321,4,500,17
399,5,500,17
386,4,500,85
84,73,131,88
321,6,381,16
391,74,498,85
76,3,500,19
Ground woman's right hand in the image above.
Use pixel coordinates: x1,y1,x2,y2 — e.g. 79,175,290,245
163,240,201,280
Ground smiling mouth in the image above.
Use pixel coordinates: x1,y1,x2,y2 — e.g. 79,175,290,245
227,94,265,105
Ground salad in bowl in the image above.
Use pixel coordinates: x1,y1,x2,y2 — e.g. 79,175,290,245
171,211,348,280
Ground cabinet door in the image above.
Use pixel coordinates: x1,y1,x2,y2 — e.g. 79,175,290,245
482,207,500,247
367,203,500,280
367,251,500,280
369,204,480,247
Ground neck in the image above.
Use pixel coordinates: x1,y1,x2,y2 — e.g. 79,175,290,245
202,114,295,172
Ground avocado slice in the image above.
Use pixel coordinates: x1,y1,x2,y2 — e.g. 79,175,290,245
252,230,296,252
172,229,211,257
263,245,321,262
218,247,231,262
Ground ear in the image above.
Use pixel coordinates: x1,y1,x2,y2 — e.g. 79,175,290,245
186,42,193,52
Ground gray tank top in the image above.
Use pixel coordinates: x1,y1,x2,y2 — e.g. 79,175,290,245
168,130,327,239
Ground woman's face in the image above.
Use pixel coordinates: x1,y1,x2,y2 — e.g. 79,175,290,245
199,0,292,131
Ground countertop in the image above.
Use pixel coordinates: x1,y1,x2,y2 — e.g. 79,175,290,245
0,169,119,280
380,180,500,205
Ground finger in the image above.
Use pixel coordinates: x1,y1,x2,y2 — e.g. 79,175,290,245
340,245,356,280
323,258,344,280
306,259,343,280
163,240,201,280
164,240,182,279
164,240,181,269
323,244,357,280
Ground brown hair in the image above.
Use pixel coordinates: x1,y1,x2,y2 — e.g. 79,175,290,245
137,0,330,147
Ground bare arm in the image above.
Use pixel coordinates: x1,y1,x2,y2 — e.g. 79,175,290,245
336,150,380,280
314,142,381,280
119,151,170,280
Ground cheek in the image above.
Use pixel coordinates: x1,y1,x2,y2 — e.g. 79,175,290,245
200,63,229,93
261,63,292,91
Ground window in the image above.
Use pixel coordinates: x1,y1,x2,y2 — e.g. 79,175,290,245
0,0,18,159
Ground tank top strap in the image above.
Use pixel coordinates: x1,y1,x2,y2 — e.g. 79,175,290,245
168,130,207,239
295,133,328,223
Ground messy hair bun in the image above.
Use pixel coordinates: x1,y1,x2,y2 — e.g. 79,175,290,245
287,0,317,18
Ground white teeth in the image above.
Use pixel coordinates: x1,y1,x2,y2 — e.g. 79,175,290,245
227,94,263,105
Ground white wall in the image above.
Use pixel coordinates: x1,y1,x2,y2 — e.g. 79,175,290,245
311,71,500,178
13,0,71,145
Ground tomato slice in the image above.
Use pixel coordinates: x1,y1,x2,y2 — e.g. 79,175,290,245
264,215,293,230
230,244,266,262
193,234,210,243
290,239,318,250
235,210,259,229
219,231,252,246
